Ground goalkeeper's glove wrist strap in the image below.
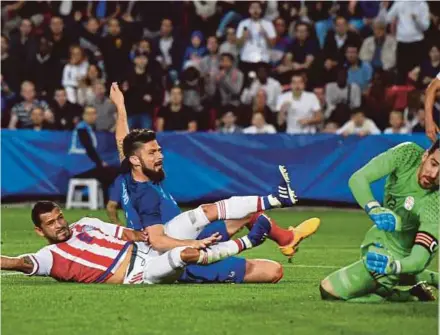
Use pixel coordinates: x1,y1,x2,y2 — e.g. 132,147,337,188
365,201,381,213
390,260,401,274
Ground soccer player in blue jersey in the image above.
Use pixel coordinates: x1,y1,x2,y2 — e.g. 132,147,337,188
108,82,320,283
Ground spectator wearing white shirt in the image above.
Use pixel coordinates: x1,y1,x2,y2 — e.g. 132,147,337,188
241,62,282,111
276,74,323,134
384,0,430,83
337,108,381,136
244,112,276,134
236,2,276,77
384,110,410,134
62,45,89,104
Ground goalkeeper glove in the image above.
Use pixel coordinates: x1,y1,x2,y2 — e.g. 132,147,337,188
365,201,402,232
365,251,401,275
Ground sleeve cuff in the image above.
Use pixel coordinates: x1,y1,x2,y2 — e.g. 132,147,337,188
22,255,39,276
115,226,124,239
365,201,381,213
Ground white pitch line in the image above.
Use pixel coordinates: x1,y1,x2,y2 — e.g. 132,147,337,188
0,264,339,277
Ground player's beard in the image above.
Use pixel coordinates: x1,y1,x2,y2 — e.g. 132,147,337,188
140,160,165,183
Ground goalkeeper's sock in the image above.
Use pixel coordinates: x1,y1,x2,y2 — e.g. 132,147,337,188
247,212,293,246
197,237,252,265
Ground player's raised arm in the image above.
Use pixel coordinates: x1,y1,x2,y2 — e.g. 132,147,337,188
0,255,34,274
424,74,440,142
109,82,129,162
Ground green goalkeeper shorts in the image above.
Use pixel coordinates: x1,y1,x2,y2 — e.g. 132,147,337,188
326,243,401,300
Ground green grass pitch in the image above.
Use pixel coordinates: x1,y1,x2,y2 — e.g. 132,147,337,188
1,207,438,335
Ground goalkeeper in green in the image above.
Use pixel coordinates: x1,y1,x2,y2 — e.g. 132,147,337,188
320,140,439,302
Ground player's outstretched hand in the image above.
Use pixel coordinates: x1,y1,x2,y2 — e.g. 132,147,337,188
109,82,124,107
365,251,398,275
365,203,401,232
190,233,222,249
426,119,439,143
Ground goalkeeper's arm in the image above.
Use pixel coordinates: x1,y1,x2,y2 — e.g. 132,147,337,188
348,147,396,209
395,244,433,274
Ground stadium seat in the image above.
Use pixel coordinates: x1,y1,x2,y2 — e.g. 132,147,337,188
66,178,104,210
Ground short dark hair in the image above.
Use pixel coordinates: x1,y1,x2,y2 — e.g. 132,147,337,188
428,139,439,155
122,129,157,158
351,108,364,116
31,201,60,227
220,52,235,62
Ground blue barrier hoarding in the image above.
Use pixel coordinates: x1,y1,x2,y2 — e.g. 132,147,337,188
1,130,431,203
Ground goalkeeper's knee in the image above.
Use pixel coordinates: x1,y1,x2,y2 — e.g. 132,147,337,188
319,279,343,301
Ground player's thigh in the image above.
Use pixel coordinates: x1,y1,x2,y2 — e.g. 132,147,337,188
143,247,186,284
243,259,284,283
164,210,201,240
322,260,377,300
178,256,247,284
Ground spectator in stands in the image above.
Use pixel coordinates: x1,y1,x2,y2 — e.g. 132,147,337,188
77,64,104,106
322,16,360,82
28,36,60,99
129,38,152,61
100,18,133,83
62,45,89,104
153,18,183,81
52,87,81,130
219,110,242,134
86,1,121,25
276,73,323,134
384,0,430,84
325,67,361,124
322,121,339,134
192,0,218,37
336,108,381,136
91,82,116,132
9,18,37,82
412,107,426,133
306,1,338,48
156,86,197,132
241,62,282,112
1,75,16,127
183,30,207,67
46,16,74,64
359,19,397,72
8,81,50,129
24,107,54,131
1,34,19,92
384,110,410,134
236,1,276,75
345,44,372,93
75,16,102,63
69,105,118,203
241,88,274,127
270,17,292,67
219,27,239,61
408,44,440,89
313,86,327,113
124,52,163,129
200,36,220,106
243,112,276,134
181,61,205,118
217,53,244,108
364,69,392,130
288,22,319,73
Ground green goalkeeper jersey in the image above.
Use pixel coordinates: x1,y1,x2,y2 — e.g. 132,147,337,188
349,142,439,272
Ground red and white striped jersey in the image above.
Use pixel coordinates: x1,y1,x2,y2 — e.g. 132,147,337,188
23,218,131,283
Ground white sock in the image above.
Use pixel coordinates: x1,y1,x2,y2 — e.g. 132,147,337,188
215,196,262,220
197,237,252,265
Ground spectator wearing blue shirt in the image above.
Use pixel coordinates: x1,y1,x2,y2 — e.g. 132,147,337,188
182,31,207,68
270,17,292,67
345,44,372,93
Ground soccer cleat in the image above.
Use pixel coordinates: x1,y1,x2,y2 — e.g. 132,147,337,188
270,165,298,208
247,215,272,247
279,218,321,260
409,282,436,301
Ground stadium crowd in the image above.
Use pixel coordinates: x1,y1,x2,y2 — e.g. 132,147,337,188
1,0,440,136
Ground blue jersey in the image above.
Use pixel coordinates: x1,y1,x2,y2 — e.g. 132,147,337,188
117,172,180,230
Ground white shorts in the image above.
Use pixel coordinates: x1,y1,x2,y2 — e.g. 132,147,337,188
123,242,186,285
